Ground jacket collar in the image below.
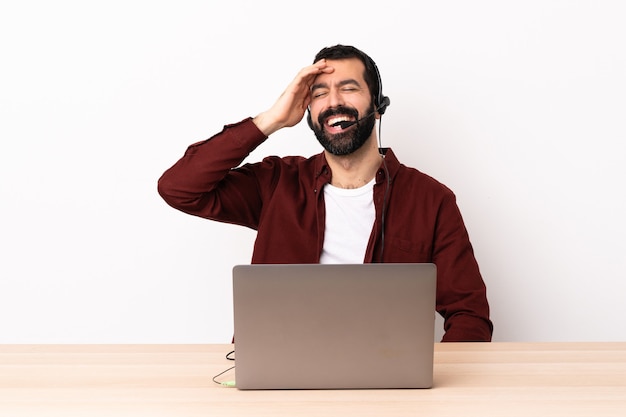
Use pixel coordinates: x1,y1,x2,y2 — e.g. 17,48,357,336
313,148,401,190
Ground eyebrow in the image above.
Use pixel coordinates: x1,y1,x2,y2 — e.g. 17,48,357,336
310,78,362,92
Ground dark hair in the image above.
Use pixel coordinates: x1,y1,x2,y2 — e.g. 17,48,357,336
313,45,382,109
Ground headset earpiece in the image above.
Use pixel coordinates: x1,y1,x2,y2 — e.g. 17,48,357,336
370,56,390,115
377,95,390,115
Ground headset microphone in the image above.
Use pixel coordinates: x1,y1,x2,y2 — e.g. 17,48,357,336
334,94,391,129
332,95,391,129
333,111,376,129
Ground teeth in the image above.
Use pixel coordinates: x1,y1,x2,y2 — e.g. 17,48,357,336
328,116,350,126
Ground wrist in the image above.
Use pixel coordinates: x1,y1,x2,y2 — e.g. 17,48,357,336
252,112,282,136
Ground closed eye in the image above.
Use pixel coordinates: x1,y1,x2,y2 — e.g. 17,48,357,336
310,79,363,99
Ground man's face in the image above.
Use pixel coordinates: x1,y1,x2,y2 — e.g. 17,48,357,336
308,58,376,155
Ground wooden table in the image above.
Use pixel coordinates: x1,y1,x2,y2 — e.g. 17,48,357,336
1,343,625,416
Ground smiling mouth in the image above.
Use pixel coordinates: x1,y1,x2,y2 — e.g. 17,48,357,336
328,116,352,126
326,116,355,130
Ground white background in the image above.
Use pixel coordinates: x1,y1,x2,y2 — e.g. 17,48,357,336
1,0,625,343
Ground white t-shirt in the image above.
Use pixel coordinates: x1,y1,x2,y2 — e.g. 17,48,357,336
319,178,376,264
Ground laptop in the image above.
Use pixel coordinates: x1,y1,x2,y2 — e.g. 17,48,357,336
232,263,437,390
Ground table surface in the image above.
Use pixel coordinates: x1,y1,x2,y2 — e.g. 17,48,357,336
1,342,625,417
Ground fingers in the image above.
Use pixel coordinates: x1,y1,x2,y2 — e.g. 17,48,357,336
297,59,334,92
253,60,334,136
289,60,334,111
278,60,334,113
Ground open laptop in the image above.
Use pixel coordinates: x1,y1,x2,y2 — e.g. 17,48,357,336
232,263,437,390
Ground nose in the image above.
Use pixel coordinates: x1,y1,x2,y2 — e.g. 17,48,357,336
326,87,344,108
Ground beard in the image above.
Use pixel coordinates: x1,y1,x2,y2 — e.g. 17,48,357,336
311,104,376,156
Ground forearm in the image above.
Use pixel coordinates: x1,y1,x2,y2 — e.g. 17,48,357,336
441,313,493,342
157,118,267,217
434,194,493,342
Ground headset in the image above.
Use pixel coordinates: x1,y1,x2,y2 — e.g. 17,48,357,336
306,51,390,129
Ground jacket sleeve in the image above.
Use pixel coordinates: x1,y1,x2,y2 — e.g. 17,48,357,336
433,192,494,342
157,118,268,228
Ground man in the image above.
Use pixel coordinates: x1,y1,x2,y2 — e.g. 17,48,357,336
158,45,493,342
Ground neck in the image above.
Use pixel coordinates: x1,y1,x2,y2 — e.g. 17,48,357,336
325,136,382,189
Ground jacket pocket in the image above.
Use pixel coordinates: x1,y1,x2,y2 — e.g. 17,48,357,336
385,236,432,263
